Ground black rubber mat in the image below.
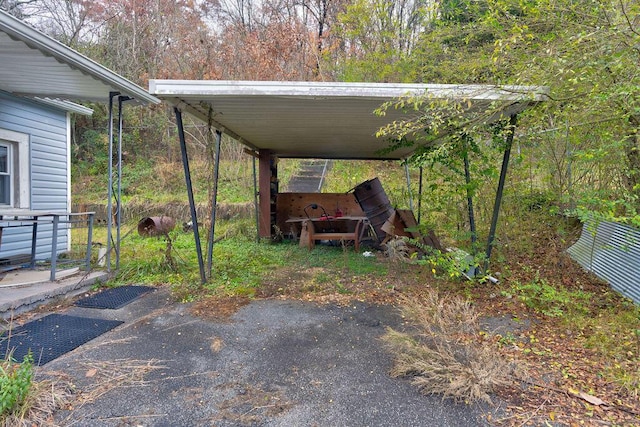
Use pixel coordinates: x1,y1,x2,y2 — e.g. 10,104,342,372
74,285,154,309
0,314,123,365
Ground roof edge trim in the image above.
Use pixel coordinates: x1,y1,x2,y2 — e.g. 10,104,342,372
0,9,160,105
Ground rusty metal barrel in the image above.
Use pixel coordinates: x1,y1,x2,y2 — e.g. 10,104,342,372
353,177,395,242
137,216,176,237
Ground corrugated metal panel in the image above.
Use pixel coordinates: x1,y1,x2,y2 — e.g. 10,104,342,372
567,219,640,305
0,92,69,260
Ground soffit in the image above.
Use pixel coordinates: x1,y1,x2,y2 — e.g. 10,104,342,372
150,80,548,160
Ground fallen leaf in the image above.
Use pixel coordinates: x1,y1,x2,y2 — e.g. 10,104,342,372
578,392,605,406
85,368,98,378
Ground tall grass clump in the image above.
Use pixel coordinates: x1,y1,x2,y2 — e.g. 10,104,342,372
0,351,71,427
0,352,32,417
382,291,520,404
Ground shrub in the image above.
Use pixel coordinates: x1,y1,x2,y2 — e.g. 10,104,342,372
382,291,520,404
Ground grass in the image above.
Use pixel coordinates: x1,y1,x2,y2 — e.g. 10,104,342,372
67,156,640,420
382,291,520,404
501,275,592,318
76,218,387,302
0,352,72,427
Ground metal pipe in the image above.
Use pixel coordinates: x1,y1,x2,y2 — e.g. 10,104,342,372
417,166,423,225
30,219,38,269
253,155,259,243
463,145,477,248
175,107,206,284
106,92,119,272
207,129,222,278
405,162,413,211
86,213,94,272
318,159,329,192
485,115,518,269
49,215,59,281
115,96,131,270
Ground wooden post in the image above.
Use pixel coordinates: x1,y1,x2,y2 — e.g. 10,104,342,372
258,149,273,238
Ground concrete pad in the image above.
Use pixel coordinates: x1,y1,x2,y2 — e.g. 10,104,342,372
0,269,109,319
0,267,79,287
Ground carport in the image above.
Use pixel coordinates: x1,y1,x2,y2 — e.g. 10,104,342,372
149,80,548,283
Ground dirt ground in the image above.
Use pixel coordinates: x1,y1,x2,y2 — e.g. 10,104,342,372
190,218,640,426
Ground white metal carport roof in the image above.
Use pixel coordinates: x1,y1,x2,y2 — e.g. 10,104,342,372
0,9,159,105
149,80,548,159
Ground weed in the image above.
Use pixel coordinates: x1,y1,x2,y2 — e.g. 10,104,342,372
497,332,518,347
0,352,32,416
313,271,332,284
334,282,351,294
502,275,592,317
579,305,640,397
382,291,521,404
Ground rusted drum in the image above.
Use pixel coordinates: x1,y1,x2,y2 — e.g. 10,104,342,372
137,216,176,237
353,177,394,242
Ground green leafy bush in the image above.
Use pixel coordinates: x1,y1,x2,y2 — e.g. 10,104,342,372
0,352,33,416
503,277,592,317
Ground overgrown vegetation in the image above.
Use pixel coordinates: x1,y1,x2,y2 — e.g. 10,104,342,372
0,353,33,416
67,152,640,424
0,351,70,426
382,292,519,404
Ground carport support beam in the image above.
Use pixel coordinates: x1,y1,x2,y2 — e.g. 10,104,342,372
418,166,423,225
253,156,259,243
175,107,207,284
462,136,477,249
485,114,517,270
106,91,119,273
206,129,222,278
405,162,414,211
116,95,132,270
258,149,273,239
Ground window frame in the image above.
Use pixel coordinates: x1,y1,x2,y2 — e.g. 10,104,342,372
0,128,30,210
0,142,13,206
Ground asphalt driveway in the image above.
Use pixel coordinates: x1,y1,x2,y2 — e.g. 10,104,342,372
42,286,496,426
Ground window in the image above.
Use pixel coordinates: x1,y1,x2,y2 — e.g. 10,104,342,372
0,144,11,205
0,128,30,209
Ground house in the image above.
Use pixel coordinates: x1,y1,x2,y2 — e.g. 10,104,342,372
0,9,159,271
0,93,93,263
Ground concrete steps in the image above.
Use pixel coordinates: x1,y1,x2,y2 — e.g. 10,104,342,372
0,269,109,319
286,160,332,193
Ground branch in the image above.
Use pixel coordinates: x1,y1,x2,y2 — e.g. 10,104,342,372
619,0,640,37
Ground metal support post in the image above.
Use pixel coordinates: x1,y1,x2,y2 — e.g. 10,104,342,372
417,166,423,224
30,219,38,269
175,108,206,284
404,162,413,211
106,91,119,272
463,145,477,248
207,129,222,278
49,215,59,281
253,156,259,243
115,95,131,270
86,213,94,271
485,115,518,269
